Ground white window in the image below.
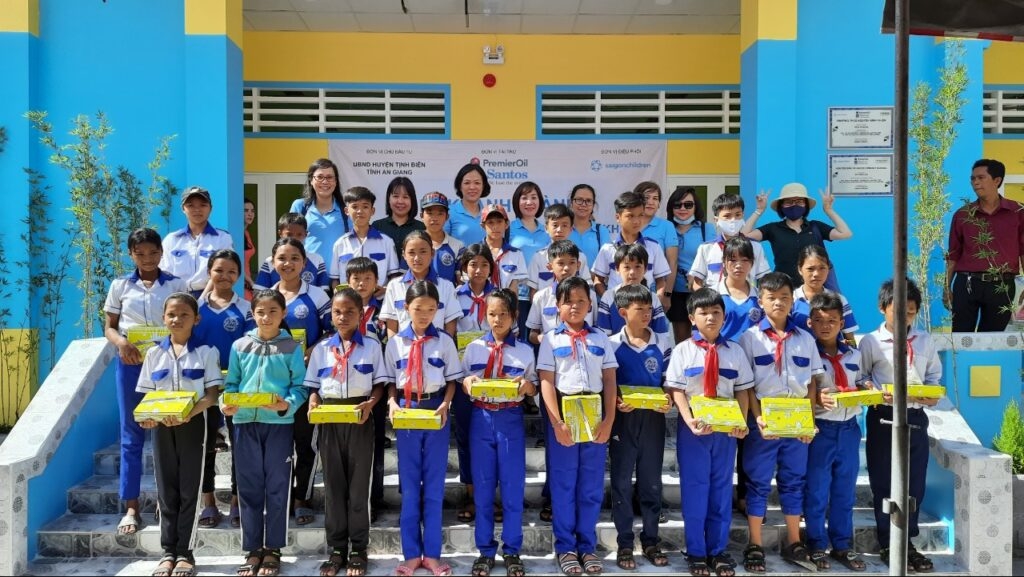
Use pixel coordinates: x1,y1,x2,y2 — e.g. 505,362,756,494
983,89,1024,135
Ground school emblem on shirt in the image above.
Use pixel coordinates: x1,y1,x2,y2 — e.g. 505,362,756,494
301,270,314,284
748,307,763,323
223,316,239,332
294,304,310,319
440,251,455,267
644,356,660,374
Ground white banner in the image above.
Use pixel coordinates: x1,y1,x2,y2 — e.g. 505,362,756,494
329,140,667,228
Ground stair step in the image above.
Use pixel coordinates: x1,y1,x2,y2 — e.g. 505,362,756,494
36,509,951,558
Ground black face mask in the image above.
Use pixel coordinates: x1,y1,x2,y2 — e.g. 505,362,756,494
782,205,807,221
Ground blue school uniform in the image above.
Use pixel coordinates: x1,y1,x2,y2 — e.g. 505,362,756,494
431,233,465,285
537,323,618,556
330,226,400,282
596,284,672,342
195,294,255,369
738,319,824,519
790,287,860,335
488,243,528,291
384,324,464,561
462,331,537,557
274,281,332,350
689,235,770,289
254,252,330,292
525,283,598,337
716,279,762,342
525,248,591,290
665,335,754,559
608,329,672,551
159,224,234,294
591,232,671,293
456,281,496,334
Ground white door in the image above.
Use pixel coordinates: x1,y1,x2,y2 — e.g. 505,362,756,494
666,175,740,221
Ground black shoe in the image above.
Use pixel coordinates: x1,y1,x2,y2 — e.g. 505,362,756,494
658,511,668,524
535,437,545,448
382,437,392,449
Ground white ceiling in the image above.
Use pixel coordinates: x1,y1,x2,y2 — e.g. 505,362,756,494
243,0,741,34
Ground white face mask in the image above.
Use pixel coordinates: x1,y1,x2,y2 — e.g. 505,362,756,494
717,219,744,237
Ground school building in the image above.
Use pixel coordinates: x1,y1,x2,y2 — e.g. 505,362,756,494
0,0,1021,574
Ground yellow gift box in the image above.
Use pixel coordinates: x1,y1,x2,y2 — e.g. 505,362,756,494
620,386,669,410
222,392,276,408
689,396,747,433
833,389,885,408
471,379,520,402
882,384,945,399
292,328,307,356
761,397,816,438
561,394,602,443
391,408,443,430
309,404,362,424
127,326,169,356
133,391,197,422
457,331,486,356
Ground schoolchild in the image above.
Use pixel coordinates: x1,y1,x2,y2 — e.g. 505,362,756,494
103,227,188,535
384,281,464,577
689,193,769,291
222,289,308,577
254,213,330,292
269,238,333,526
715,236,763,342
478,204,528,295
858,278,942,573
537,276,618,576
160,186,234,295
803,292,869,572
738,271,823,573
525,203,592,300
456,243,498,334
591,191,671,300
607,284,674,571
596,243,672,343
664,288,753,577
194,250,255,529
526,240,597,346
380,230,463,338
330,186,400,289
461,289,538,577
420,191,465,285
791,245,859,347
305,288,387,577
136,292,222,577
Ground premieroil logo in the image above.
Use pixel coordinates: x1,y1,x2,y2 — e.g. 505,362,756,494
481,157,529,180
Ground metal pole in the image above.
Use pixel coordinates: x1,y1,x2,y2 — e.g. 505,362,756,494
889,0,911,574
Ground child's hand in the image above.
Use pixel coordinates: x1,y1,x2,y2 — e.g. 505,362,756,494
435,400,450,427
161,415,185,427
554,421,575,447
756,416,779,440
687,418,711,436
616,397,635,414
594,417,613,444
117,341,143,365
307,393,321,416
819,389,836,411
221,403,238,416
729,426,748,439
463,375,480,397
798,429,817,444
881,390,894,405
516,377,536,397
355,399,375,424
139,419,158,430
910,396,940,407
263,394,289,412
388,398,400,421
655,394,671,413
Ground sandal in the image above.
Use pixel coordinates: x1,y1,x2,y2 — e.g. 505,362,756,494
810,549,831,571
319,548,347,576
708,554,735,577
781,541,816,572
117,512,143,535
230,503,241,528
558,552,582,575
198,505,222,528
458,502,476,523
172,555,197,577
742,544,766,574
394,561,417,576
347,550,367,577
472,555,495,576
539,504,553,523
615,548,635,570
686,554,710,577
908,547,934,573
153,554,177,577
580,553,602,575
830,549,866,572
503,554,525,577
237,550,263,577
259,548,282,577
422,558,453,576
294,506,316,526
642,545,668,567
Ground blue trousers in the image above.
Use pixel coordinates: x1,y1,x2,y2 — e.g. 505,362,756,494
804,417,861,552
234,422,294,551
116,358,145,501
470,406,526,556
546,424,607,555
452,385,473,484
396,395,450,560
866,405,929,547
677,421,736,558
743,415,808,518
610,409,664,549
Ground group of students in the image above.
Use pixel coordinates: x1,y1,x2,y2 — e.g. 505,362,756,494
102,178,941,577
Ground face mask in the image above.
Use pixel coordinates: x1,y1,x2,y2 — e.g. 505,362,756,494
673,215,695,226
782,205,807,221
717,219,743,236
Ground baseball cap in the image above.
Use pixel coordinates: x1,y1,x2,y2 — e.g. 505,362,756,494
181,186,212,205
480,204,509,223
420,191,449,210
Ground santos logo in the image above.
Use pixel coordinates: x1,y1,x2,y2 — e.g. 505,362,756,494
483,158,529,180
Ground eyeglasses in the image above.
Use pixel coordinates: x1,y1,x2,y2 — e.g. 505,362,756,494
672,201,696,210
572,198,595,206
312,175,336,183
781,198,806,207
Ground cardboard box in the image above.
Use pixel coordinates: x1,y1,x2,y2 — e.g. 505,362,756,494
561,394,602,443
457,330,486,356
761,397,816,438
309,404,362,424
133,390,197,422
689,396,747,433
222,392,277,408
391,408,443,430
833,389,885,408
882,384,946,399
127,326,169,356
292,328,307,357
620,386,670,410
471,379,520,402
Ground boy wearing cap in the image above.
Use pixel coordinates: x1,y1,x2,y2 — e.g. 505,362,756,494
160,187,234,295
420,191,466,285
740,183,853,285
480,204,528,296
330,186,400,290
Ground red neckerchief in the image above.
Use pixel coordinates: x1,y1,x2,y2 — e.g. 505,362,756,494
907,334,916,366
404,334,431,406
692,338,720,398
359,305,375,337
331,338,357,383
469,292,487,326
765,327,792,375
490,247,508,287
566,327,590,359
484,337,506,379
820,349,854,392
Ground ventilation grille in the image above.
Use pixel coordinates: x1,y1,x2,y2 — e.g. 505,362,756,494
983,89,1024,134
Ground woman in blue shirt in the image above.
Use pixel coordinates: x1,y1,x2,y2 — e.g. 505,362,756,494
568,183,611,266
666,186,710,342
446,163,491,246
636,181,680,313
289,158,351,268
508,181,550,339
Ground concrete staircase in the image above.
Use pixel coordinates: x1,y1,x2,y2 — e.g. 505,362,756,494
31,411,966,575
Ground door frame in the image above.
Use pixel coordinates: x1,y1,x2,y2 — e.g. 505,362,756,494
244,172,305,259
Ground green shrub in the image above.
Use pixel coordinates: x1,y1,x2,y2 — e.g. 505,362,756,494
993,400,1024,474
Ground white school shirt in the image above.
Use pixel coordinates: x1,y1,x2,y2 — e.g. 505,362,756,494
384,324,464,395
689,236,770,288
304,331,387,399
792,287,859,333
739,319,824,400
135,337,223,396
456,281,496,333
461,331,538,402
664,335,755,399
379,270,463,331
489,243,528,291
525,249,591,290
591,232,671,292
537,323,618,395
858,324,942,410
596,284,674,346
159,224,234,292
526,283,598,335
330,227,400,281
254,251,329,292
816,344,868,422
104,270,189,335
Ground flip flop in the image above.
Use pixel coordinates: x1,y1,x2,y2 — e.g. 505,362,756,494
294,506,315,526
117,512,143,535
229,503,241,528
198,506,222,528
